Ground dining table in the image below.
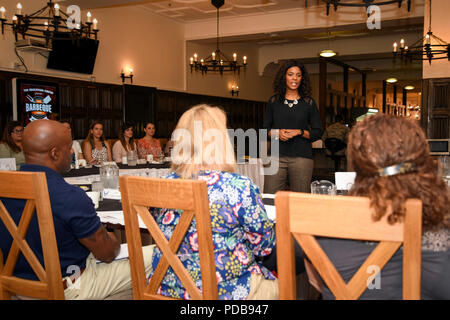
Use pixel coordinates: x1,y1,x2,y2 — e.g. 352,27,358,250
62,159,271,232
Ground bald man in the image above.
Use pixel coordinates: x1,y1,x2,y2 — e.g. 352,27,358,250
0,120,154,299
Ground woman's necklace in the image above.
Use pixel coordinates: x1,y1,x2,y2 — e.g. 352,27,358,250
284,97,299,108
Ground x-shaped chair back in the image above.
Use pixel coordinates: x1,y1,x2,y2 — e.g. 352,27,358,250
275,191,422,300
0,171,64,300
119,175,218,300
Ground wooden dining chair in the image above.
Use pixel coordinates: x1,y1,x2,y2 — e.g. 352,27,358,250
119,175,218,300
275,191,422,300
0,171,64,300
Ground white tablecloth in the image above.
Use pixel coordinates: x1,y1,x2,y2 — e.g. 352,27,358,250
65,160,268,227
236,159,264,193
65,161,264,192
96,199,275,228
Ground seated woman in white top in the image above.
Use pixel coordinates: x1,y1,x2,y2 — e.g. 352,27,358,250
112,122,137,163
60,119,84,163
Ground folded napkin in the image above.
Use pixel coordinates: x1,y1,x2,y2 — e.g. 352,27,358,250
103,188,121,200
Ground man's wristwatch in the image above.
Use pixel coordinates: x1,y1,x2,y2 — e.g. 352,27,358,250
299,129,304,137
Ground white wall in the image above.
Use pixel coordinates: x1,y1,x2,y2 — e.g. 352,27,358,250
0,0,186,90
186,42,273,102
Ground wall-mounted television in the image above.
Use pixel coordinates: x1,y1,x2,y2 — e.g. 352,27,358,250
12,78,60,125
47,32,99,74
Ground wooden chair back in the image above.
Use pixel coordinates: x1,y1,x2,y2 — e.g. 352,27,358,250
275,191,422,300
119,175,218,300
0,171,64,300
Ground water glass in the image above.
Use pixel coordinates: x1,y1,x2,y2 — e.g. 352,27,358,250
127,150,137,166
100,163,119,189
438,156,450,186
92,180,104,201
311,180,337,195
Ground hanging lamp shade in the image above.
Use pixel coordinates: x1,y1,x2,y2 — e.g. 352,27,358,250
319,49,337,58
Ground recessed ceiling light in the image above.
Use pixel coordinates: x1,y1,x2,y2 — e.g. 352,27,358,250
386,77,398,83
319,49,337,58
404,85,415,90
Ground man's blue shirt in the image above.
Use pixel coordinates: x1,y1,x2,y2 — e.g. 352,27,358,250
0,164,101,280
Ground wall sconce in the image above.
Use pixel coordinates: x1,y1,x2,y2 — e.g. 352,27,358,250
121,68,133,84
231,84,239,97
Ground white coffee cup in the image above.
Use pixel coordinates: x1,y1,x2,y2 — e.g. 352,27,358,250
77,159,87,168
122,156,128,165
86,191,100,209
147,154,153,162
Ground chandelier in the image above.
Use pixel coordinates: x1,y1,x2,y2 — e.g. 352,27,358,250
189,0,247,75
392,0,449,65
321,0,411,15
0,1,99,48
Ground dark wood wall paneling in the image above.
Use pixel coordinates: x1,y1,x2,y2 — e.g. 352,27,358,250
0,71,265,143
0,71,124,140
154,90,265,139
422,78,450,139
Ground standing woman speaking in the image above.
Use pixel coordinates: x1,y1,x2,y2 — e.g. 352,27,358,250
264,60,323,193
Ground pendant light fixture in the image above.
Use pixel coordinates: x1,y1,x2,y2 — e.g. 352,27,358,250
319,31,337,58
392,0,449,65
189,0,247,75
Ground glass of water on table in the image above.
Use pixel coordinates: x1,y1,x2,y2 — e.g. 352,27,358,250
92,180,104,201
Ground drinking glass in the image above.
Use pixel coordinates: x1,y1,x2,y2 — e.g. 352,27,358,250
157,150,165,163
92,180,104,201
438,156,450,186
311,180,337,195
100,163,119,189
127,150,137,166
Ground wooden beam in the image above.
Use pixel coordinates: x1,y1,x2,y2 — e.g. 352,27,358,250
393,84,397,104
403,88,407,106
343,66,349,109
362,73,367,107
319,57,327,129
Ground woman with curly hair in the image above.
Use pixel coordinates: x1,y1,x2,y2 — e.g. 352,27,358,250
0,121,25,169
318,114,450,299
263,60,322,193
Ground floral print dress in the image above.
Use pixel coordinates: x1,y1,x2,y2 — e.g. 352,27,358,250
137,138,162,159
148,170,276,300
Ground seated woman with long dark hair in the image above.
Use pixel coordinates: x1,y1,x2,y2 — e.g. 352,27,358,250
319,114,450,299
137,122,162,159
112,122,137,163
0,121,25,169
82,121,112,165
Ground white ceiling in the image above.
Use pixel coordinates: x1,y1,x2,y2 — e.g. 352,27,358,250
58,0,322,21
59,0,417,23
58,0,423,45
140,0,320,22
56,0,424,84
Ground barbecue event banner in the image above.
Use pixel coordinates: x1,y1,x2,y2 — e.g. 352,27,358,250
14,79,60,125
